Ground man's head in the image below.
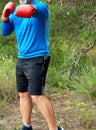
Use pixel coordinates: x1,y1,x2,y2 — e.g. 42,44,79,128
19,0,32,4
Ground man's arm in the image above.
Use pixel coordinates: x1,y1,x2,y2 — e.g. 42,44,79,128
1,2,16,36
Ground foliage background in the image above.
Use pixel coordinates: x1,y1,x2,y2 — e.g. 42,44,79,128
0,0,96,101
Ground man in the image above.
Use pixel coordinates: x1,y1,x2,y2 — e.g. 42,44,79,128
1,0,64,130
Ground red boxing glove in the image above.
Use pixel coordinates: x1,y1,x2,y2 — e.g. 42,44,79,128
2,2,16,22
15,5,36,18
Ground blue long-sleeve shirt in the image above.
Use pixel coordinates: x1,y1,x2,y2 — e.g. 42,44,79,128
1,0,50,58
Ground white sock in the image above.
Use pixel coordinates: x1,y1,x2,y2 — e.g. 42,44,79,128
24,124,31,128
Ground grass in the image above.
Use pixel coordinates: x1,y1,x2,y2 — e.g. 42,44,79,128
0,54,16,104
70,65,96,100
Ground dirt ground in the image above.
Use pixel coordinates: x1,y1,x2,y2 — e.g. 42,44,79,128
0,88,96,130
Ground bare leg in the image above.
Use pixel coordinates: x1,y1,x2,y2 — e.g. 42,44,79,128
19,92,32,125
32,95,57,130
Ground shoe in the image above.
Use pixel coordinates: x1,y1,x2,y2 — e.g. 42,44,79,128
57,126,64,130
22,125,33,130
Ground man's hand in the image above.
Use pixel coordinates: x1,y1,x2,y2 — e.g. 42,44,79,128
15,4,36,18
2,2,16,22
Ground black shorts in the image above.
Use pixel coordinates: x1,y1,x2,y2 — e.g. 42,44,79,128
16,56,50,95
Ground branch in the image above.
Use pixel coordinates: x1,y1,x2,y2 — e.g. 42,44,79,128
84,11,96,28
67,43,95,79
81,44,95,53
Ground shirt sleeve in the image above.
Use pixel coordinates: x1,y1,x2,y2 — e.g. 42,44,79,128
1,14,14,36
33,2,49,19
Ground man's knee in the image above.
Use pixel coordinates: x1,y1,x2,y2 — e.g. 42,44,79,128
19,92,30,98
31,95,42,104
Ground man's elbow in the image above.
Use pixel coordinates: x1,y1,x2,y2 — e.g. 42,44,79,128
1,23,13,36
2,31,9,36
2,29,12,36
